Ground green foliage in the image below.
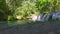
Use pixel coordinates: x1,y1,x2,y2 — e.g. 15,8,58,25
8,15,16,21
0,0,8,21
36,0,60,13
0,0,60,21
0,0,6,10
6,0,17,14
15,0,38,19
6,0,17,20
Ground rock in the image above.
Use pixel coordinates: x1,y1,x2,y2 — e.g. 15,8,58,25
52,11,60,20
27,14,44,21
52,13,56,20
43,12,53,21
37,14,44,21
42,14,48,21
55,11,60,19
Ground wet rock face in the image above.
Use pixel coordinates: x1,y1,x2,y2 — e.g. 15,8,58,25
30,11,60,21
44,12,54,21
26,14,44,21
52,11,60,20
37,14,44,21
32,14,44,21
28,14,53,21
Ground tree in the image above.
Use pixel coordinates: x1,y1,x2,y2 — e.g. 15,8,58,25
15,0,38,19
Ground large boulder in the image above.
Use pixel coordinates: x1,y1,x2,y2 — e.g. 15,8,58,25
52,10,60,20
37,14,44,21
42,12,54,21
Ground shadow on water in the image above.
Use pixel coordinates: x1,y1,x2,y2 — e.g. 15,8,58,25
0,19,59,27
0,20,32,26
0,21,8,26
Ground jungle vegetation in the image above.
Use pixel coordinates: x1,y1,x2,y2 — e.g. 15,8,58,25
0,0,60,21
